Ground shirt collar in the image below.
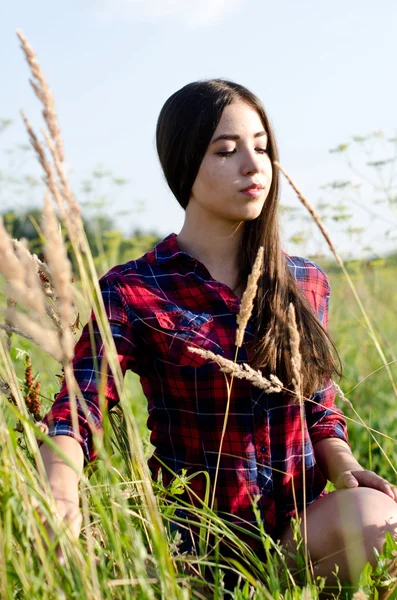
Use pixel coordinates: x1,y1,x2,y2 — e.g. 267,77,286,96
153,232,241,313
154,233,197,266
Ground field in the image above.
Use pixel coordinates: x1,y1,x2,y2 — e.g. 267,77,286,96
1,244,397,600
0,32,397,600
326,262,397,482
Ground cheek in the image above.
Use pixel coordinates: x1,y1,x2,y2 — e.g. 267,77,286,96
263,159,273,190
199,167,217,190
193,164,224,198
263,154,273,174
267,168,273,189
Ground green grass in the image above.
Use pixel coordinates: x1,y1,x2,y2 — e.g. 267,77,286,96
327,265,397,481
1,258,397,599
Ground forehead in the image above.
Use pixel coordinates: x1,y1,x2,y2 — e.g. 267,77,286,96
213,100,265,136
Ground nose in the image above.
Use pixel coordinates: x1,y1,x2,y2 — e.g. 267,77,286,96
240,149,261,176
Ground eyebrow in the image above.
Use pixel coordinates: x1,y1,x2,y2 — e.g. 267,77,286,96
210,131,268,144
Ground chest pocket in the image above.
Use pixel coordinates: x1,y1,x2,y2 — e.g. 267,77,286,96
153,309,223,368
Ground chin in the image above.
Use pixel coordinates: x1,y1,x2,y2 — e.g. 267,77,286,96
238,206,264,221
213,202,264,223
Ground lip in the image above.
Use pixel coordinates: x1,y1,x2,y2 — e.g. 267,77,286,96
239,184,265,198
240,183,265,192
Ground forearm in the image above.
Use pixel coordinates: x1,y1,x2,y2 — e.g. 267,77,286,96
313,437,364,484
40,435,84,503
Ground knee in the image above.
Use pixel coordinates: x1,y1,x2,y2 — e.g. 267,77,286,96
369,495,397,554
335,488,397,555
328,488,397,584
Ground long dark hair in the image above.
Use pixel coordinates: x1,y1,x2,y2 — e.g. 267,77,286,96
156,79,341,397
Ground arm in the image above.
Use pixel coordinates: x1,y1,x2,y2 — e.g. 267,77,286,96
38,275,143,537
304,267,350,455
39,435,84,556
313,437,362,484
313,437,397,501
40,274,142,463
305,268,397,501
40,435,84,505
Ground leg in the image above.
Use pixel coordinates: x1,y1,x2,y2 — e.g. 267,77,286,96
279,488,397,588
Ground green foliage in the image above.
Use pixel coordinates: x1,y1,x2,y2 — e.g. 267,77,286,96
324,264,397,482
1,206,160,279
2,208,44,255
286,129,397,259
2,252,397,598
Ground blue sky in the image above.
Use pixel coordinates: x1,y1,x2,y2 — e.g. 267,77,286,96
1,0,397,257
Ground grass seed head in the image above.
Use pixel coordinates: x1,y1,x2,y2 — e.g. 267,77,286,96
188,346,283,393
287,303,302,403
42,196,75,362
17,30,64,163
236,246,264,347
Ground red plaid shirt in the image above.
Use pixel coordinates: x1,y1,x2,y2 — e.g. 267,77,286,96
43,233,348,538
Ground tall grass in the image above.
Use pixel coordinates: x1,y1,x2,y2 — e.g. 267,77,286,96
0,31,396,600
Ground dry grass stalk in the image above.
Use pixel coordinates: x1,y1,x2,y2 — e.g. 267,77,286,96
274,161,340,261
13,226,74,337
236,246,264,347
0,221,46,317
8,312,62,362
17,30,64,163
42,128,81,219
43,130,84,249
7,239,61,333
287,303,302,403
41,196,75,362
333,381,353,410
21,110,84,253
18,33,83,248
16,32,87,436
0,324,34,343
187,346,283,393
286,302,309,576
17,239,47,314
20,111,69,223
274,160,397,400
0,217,68,362
0,219,28,286
208,244,264,520
12,239,54,291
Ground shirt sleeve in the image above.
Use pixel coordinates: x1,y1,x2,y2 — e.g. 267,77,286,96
305,268,349,446
40,274,143,462
306,379,349,445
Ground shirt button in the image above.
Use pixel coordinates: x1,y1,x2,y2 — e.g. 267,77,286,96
260,446,266,453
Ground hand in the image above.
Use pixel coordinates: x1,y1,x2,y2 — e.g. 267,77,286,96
335,468,397,502
33,495,82,565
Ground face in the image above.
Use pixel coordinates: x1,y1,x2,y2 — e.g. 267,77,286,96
189,99,273,224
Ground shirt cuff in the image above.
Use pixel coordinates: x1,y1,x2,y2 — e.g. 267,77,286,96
309,407,349,447
37,419,97,463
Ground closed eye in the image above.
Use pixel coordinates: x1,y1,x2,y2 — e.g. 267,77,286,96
216,148,268,157
216,150,236,157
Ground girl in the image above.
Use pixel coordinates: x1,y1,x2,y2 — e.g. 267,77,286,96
40,79,397,590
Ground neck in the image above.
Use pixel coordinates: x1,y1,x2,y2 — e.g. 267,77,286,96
176,205,245,291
